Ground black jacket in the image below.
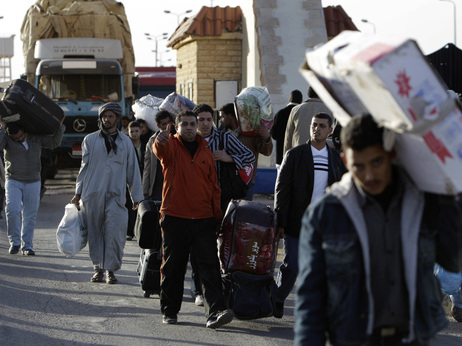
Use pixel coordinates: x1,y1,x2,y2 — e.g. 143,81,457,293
274,142,346,239
270,103,298,164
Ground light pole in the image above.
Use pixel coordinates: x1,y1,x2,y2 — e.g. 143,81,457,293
164,10,192,26
361,19,376,34
440,0,457,45
145,33,168,67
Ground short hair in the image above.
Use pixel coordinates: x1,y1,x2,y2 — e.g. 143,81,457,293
192,103,214,116
341,113,383,151
219,103,235,116
308,86,319,99
128,121,140,129
6,123,22,135
176,110,197,126
155,110,174,124
313,112,333,128
137,118,147,125
289,90,303,104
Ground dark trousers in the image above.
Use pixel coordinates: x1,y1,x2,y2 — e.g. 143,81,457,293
160,215,226,320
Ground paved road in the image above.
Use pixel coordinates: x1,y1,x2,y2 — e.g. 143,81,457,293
0,169,461,345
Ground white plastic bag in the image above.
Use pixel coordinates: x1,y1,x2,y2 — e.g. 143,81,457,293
234,86,273,136
56,203,87,257
132,94,164,132
159,92,196,115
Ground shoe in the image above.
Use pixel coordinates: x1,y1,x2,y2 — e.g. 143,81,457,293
9,245,20,254
206,309,233,329
195,295,204,306
274,302,284,318
22,249,35,256
106,271,118,284
162,315,177,324
90,270,104,283
126,235,133,241
451,305,462,322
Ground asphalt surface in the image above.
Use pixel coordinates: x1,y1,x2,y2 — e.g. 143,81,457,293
0,170,461,345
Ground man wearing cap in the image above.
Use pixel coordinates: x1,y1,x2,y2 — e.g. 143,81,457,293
71,102,143,284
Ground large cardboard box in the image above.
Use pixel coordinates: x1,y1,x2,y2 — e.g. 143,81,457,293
300,31,462,195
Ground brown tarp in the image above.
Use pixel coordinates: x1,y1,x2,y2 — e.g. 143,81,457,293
20,0,135,98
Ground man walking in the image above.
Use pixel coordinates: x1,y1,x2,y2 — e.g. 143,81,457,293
0,118,65,255
274,112,346,318
71,102,143,284
295,113,462,345
153,110,233,328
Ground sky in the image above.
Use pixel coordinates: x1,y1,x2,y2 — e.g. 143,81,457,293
0,0,458,80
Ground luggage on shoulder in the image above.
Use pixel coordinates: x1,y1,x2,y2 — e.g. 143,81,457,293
134,199,162,249
219,200,277,275
1,79,65,135
137,248,162,298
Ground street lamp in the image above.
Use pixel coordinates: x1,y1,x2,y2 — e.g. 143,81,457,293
361,19,376,34
164,10,192,26
440,0,457,45
145,32,168,67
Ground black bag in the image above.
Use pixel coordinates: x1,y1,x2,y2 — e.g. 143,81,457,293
222,271,277,319
134,199,162,249
1,79,65,135
137,249,162,298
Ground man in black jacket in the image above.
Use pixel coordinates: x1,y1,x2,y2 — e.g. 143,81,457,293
273,112,347,317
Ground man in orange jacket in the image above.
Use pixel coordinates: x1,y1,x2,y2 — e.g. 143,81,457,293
153,110,233,329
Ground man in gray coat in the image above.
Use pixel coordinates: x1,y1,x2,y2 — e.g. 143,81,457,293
71,102,143,284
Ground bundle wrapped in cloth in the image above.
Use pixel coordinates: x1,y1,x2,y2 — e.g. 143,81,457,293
159,92,195,116
132,94,164,132
234,86,273,136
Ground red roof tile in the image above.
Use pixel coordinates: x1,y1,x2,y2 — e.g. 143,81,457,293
324,5,359,38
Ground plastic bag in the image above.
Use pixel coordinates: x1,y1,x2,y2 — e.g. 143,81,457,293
56,203,87,257
234,86,273,136
132,94,164,132
159,92,195,115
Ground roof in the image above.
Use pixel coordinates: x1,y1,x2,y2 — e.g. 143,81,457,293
167,6,242,48
323,5,359,38
135,67,176,86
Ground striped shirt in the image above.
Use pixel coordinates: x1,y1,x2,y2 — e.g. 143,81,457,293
311,145,329,203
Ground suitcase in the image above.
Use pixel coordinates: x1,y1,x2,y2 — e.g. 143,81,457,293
134,199,162,249
219,200,277,275
1,79,65,135
137,248,162,298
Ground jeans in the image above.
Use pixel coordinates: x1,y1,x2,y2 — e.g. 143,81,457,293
434,263,462,307
243,182,255,201
276,234,299,303
5,179,41,251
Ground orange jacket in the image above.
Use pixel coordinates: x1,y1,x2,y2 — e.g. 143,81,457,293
153,133,222,221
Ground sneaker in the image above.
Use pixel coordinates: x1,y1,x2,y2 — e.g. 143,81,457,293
90,270,105,283
451,305,462,322
274,302,284,318
9,245,20,254
195,295,204,306
106,271,118,284
206,309,233,329
162,315,177,324
22,249,36,256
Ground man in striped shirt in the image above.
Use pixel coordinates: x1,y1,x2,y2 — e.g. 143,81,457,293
273,112,347,318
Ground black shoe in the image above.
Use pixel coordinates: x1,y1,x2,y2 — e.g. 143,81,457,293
22,249,35,256
162,315,177,324
126,235,133,241
206,309,233,329
90,270,105,283
106,271,118,284
274,302,284,318
452,305,462,322
9,245,20,254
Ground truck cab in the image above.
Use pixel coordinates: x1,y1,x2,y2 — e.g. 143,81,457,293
34,38,127,166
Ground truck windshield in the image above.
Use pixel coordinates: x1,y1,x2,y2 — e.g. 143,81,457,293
38,74,122,102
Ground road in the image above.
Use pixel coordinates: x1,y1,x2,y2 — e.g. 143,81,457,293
0,169,461,345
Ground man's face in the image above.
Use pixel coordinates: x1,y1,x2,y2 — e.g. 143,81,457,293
139,122,149,135
176,115,198,142
122,118,130,127
197,111,214,137
220,111,233,130
158,117,173,131
101,111,119,132
310,116,332,144
10,129,26,143
342,144,395,196
128,126,140,141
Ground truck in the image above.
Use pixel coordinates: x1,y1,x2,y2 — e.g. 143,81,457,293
20,0,136,172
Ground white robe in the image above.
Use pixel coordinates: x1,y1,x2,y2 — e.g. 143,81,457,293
75,130,143,271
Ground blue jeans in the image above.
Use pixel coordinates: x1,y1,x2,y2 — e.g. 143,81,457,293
434,264,462,307
243,182,255,201
5,179,41,251
276,234,299,303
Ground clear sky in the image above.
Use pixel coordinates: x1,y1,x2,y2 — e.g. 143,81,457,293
0,0,457,80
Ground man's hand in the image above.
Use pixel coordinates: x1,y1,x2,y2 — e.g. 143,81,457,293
276,227,285,241
133,201,140,210
71,194,81,206
156,124,172,145
254,123,270,141
214,150,233,162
